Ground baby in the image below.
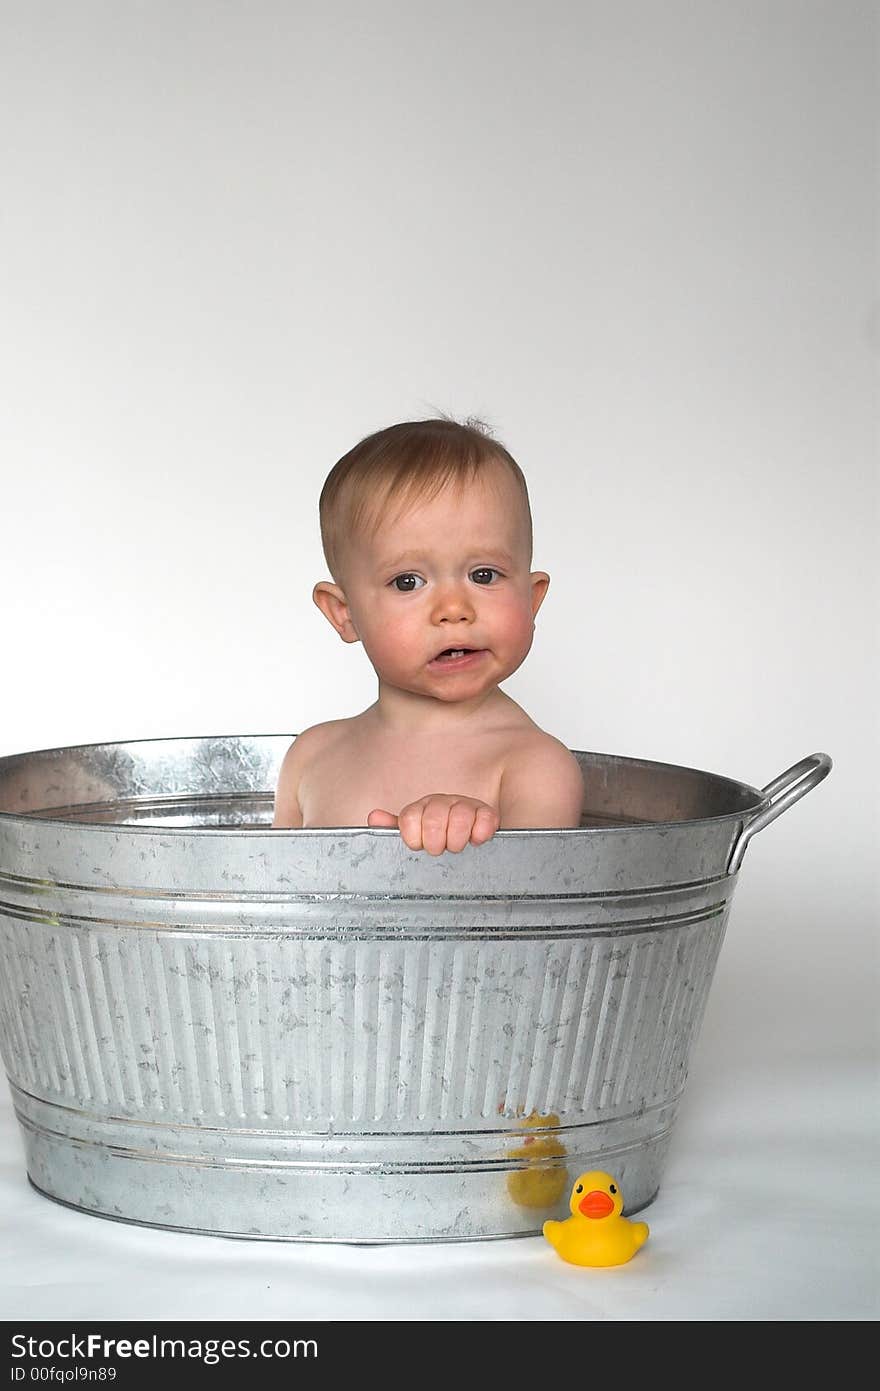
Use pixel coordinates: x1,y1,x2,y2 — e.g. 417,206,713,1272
272,417,585,853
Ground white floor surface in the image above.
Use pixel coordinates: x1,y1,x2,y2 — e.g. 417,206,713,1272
1,1056,876,1324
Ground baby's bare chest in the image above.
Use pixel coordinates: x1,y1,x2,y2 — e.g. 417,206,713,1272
298,736,509,828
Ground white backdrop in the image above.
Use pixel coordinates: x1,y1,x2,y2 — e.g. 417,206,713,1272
0,0,876,1321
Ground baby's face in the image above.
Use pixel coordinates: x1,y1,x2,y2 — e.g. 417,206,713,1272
321,464,549,705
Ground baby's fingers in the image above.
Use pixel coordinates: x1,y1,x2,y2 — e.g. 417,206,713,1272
418,801,452,857
397,800,428,851
367,808,399,828
446,801,478,854
470,805,500,845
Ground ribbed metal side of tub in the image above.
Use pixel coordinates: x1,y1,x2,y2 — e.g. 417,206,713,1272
0,870,734,1240
0,736,766,1241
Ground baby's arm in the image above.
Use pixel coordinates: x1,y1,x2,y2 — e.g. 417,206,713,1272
273,725,339,828
498,737,584,830
272,737,305,828
273,721,349,827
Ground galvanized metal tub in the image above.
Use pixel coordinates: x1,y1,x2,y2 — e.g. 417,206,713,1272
0,735,830,1242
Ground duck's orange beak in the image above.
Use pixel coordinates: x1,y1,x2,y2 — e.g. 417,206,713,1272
579,1189,614,1219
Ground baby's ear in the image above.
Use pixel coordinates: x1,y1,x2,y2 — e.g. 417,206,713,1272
530,571,550,617
313,581,360,643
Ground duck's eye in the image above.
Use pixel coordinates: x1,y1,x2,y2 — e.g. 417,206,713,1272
575,1184,583,1194
609,1184,617,1194
391,573,425,592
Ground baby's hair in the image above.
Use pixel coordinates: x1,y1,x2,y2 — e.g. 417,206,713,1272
319,415,533,583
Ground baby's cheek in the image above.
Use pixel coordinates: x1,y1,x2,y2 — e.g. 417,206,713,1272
365,636,403,676
496,601,537,654
363,613,420,672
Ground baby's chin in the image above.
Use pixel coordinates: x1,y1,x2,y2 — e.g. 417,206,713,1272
396,678,496,702
384,662,525,703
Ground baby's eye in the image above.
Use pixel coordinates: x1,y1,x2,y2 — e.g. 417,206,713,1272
391,573,426,592
470,567,501,585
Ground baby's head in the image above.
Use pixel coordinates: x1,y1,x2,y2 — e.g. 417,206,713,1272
313,418,550,705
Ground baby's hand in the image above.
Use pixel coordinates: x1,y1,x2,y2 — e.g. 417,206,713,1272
367,795,501,855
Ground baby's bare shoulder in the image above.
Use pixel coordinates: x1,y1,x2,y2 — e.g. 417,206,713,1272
498,729,584,828
273,720,356,827
504,726,580,767
288,718,354,753
278,718,359,775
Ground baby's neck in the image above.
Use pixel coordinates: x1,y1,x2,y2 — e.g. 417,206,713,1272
365,682,516,737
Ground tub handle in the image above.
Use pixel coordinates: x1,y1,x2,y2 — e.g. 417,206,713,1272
727,752,832,873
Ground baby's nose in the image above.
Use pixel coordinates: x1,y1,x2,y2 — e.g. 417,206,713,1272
432,583,476,623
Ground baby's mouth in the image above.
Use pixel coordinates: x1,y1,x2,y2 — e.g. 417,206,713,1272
429,647,486,667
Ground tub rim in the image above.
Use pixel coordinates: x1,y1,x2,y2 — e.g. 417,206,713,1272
0,731,771,835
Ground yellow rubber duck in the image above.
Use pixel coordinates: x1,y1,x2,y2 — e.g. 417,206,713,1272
543,1171,649,1267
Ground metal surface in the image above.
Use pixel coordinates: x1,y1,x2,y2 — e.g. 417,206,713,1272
0,735,831,1242
727,752,831,872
